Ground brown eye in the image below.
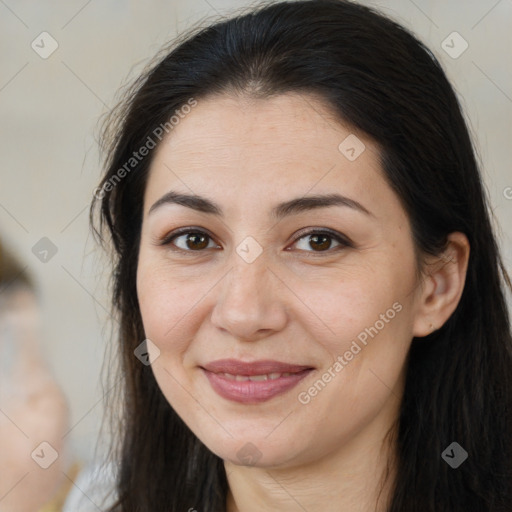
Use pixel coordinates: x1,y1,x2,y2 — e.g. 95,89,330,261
163,229,218,252
307,233,332,251
183,232,209,250
291,230,351,253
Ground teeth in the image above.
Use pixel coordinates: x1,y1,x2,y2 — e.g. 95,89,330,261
219,372,295,381
248,374,268,381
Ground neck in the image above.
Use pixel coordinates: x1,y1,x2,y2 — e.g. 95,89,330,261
224,398,400,512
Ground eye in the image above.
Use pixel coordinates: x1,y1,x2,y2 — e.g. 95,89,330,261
159,227,352,255
160,228,220,252
289,228,352,254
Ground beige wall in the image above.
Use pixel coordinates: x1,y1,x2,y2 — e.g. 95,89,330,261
1,0,510,464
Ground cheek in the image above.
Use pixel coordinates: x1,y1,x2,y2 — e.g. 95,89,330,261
288,258,415,407
136,256,211,359
136,261,201,408
289,261,411,347
137,259,179,341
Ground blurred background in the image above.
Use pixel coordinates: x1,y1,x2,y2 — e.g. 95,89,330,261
0,0,511,510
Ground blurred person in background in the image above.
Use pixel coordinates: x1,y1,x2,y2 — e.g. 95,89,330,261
0,238,77,511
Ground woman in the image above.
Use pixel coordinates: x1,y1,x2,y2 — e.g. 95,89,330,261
89,0,512,510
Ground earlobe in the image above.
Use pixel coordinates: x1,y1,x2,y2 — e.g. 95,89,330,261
412,232,470,337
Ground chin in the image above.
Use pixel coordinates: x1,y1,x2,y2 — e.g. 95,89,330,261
199,428,304,469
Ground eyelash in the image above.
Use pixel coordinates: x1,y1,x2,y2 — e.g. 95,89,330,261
158,226,353,256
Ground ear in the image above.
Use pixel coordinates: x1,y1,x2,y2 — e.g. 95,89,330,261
412,232,470,337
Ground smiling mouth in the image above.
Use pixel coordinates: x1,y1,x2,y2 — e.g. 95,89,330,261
200,359,314,403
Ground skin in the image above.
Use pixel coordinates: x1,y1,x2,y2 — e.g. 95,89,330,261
136,92,469,512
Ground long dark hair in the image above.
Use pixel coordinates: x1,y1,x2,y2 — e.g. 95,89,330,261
90,1,512,510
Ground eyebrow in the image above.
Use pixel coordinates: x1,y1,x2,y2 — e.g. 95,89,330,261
148,191,373,219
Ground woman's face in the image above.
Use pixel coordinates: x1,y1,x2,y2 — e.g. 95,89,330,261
136,92,424,468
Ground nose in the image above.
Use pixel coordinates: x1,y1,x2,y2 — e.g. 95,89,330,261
210,251,288,342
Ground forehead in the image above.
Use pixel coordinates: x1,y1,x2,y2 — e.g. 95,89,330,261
143,92,393,221
158,92,366,162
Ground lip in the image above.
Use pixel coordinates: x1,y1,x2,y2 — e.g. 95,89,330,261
201,359,314,404
202,359,313,375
